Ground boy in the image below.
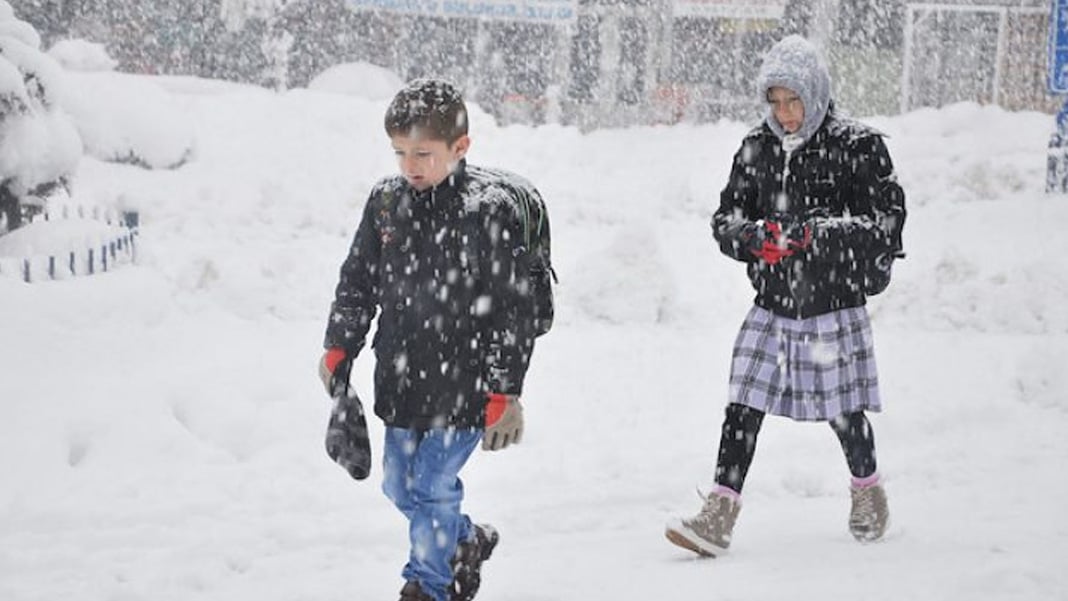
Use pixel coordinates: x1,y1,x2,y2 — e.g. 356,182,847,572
319,79,553,601
665,35,906,556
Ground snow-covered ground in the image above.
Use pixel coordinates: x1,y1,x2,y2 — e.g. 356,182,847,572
1,71,1066,601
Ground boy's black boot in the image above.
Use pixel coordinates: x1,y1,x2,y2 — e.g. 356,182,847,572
450,524,500,601
399,581,434,601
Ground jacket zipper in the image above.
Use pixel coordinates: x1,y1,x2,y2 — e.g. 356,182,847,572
780,136,803,316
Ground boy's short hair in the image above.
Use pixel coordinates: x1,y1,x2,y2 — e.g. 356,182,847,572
384,78,469,144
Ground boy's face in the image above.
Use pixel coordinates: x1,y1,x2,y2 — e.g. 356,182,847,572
767,86,805,134
391,132,470,191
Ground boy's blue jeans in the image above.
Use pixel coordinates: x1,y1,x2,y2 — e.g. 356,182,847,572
382,426,482,601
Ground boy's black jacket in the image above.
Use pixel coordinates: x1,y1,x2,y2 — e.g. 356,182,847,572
713,114,907,319
324,160,549,430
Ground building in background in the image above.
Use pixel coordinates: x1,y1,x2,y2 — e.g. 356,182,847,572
899,1,1053,114
10,0,1059,128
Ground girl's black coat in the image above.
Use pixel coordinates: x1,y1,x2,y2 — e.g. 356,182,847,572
713,114,907,319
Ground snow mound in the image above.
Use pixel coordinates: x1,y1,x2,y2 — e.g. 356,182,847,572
0,211,135,282
571,225,677,324
47,38,118,72
59,71,195,169
0,216,127,258
307,62,404,102
0,14,40,49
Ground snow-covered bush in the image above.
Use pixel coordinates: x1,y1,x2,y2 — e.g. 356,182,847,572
47,38,118,73
306,61,404,102
35,33,195,170
0,11,40,49
0,4,81,231
58,70,196,170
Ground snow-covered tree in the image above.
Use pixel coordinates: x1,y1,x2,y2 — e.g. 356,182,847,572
0,0,80,232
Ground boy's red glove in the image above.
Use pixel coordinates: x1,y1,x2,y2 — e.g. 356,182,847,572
319,347,348,395
483,393,523,451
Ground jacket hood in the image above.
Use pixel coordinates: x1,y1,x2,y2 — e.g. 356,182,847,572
757,35,832,143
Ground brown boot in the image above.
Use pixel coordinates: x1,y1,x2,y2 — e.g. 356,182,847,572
849,483,889,542
665,489,741,557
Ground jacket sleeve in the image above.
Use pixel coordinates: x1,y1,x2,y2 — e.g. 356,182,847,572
712,139,761,263
482,198,538,396
323,192,381,355
808,134,906,263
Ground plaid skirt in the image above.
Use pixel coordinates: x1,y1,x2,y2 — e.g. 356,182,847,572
728,305,882,421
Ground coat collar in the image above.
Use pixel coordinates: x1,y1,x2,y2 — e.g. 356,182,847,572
410,159,467,207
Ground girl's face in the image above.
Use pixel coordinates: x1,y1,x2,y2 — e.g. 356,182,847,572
390,132,470,191
767,86,805,134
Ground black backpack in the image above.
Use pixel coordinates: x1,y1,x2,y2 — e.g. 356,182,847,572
379,168,556,337
512,182,556,337
863,250,904,296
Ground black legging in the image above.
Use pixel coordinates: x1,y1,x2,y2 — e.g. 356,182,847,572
714,403,877,493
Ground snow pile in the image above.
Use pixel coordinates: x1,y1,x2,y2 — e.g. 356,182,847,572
0,15,39,49
0,216,126,256
0,217,134,281
306,61,404,102
47,38,118,72
863,104,1066,335
570,224,678,324
0,10,80,194
58,71,196,169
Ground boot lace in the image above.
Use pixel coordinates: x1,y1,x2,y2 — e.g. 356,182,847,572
851,486,878,525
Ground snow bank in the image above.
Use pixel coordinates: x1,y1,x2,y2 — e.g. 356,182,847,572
47,38,118,72
306,61,404,102
59,71,195,169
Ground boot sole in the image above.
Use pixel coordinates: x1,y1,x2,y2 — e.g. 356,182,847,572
664,521,729,558
478,525,499,561
849,523,887,543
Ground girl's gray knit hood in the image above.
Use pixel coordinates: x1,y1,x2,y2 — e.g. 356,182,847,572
757,35,832,143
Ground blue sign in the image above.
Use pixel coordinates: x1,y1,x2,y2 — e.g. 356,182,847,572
1050,0,1068,93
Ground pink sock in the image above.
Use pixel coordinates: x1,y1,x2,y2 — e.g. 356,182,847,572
851,473,880,489
714,484,742,501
